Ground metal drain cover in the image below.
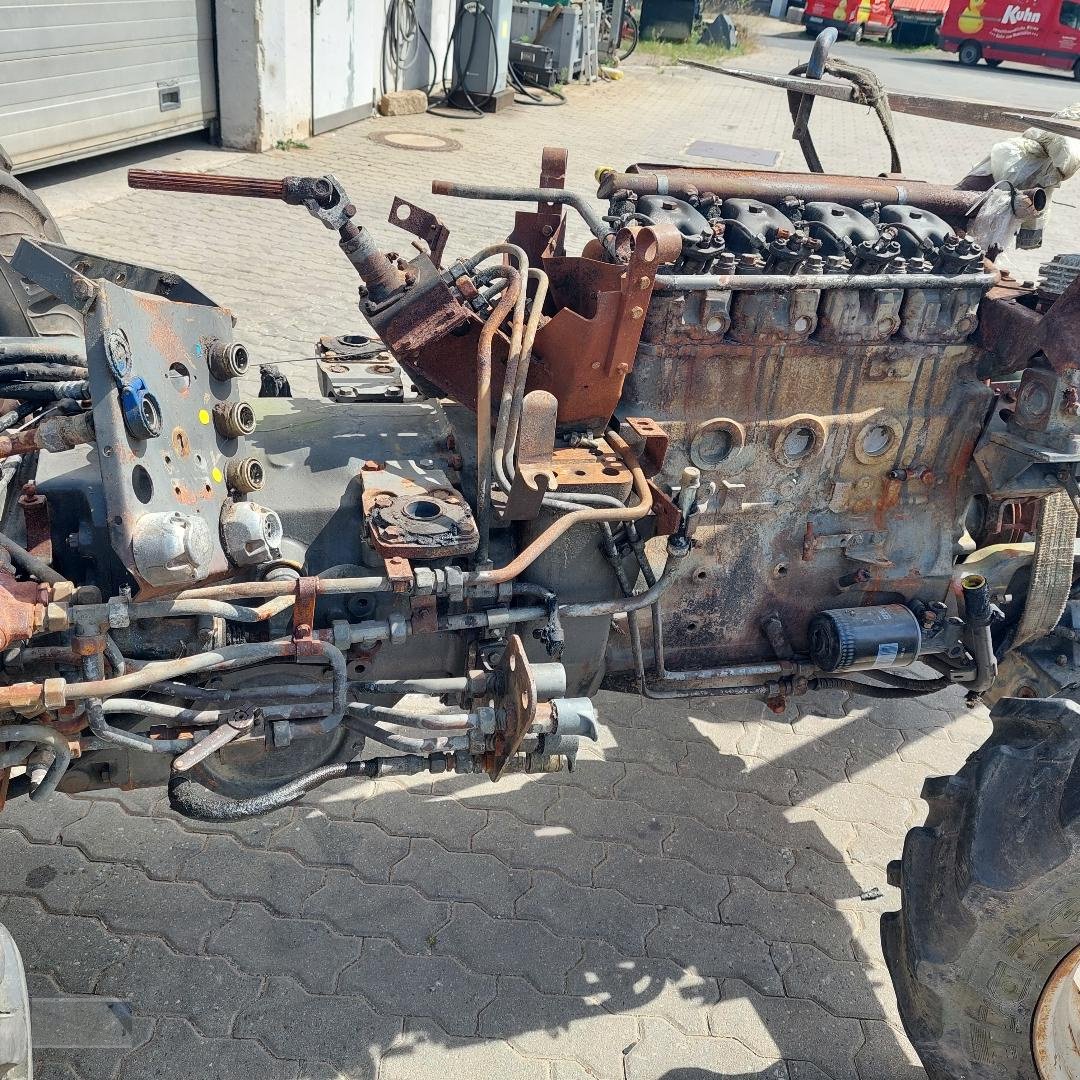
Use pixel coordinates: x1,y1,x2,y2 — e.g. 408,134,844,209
367,131,461,152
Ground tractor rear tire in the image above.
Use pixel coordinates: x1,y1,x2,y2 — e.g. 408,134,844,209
883,692,1080,1078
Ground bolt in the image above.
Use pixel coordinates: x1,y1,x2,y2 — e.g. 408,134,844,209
630,306,644,320
362,460,383,471
1057,653,1070,667
372,493,394,508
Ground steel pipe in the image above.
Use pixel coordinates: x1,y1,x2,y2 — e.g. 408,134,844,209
654,271,998,292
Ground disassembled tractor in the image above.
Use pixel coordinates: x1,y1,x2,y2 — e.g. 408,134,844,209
4,32,1080,1078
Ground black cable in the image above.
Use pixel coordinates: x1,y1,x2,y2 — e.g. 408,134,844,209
427,0,500,118
508,63,566,105
381,0,439,96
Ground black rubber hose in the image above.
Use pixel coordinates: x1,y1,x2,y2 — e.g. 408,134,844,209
0,381,87,401
860,669,952,692
810,676,951,698
168,759,378,821
0,365,87,381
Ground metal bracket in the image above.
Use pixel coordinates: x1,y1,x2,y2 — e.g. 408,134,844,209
490,635,537,780
388,197,450,267
622,416,668,478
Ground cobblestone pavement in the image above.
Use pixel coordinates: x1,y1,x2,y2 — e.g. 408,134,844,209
9,34,1059,1079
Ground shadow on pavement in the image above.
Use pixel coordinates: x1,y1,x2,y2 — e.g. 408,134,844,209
5,685,973,1079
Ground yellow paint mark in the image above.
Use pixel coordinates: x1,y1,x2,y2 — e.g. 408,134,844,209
211,467,223,484
198,409,211,425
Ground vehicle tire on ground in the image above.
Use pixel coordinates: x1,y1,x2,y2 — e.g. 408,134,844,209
0,921,32,1080
985,56,1002,66
1073,57,1080,79
884,26,893,43
852,22,865,41
883,684,1080,1079
958,39,982,64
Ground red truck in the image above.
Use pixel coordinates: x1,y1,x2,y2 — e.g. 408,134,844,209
802,0,896,40
940,0,1080,76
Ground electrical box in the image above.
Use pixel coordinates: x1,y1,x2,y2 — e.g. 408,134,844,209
455,0,514,96
511,1,589,82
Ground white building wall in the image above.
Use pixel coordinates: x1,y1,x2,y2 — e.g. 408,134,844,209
216,0,455,152
215,0,312,152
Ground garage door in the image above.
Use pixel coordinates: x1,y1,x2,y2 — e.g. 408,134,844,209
0,0,218,173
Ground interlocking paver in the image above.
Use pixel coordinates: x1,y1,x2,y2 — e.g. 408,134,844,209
664,817,793,890
177,834,325,914
59,800,207,880
516,871,658,955
233,974,398,1069
338,938,497,1036
478,974,637,1080
207,903,360,993
77,865,233,952
568,940,719,1035
624,1016,784,1080
713,983,864,1079
382,1016,548,1080
10,23,1051,1076
0,896,128,994
646,905,783,998
265,811,411,880
390,837,528,916
431,902,581,994
592,843,729,922
96,937,259,1038
117,1017,293,1080
472,809,605,884
302,871,450,953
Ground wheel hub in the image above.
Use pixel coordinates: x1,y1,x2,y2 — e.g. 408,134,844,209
1034,943,1080,1078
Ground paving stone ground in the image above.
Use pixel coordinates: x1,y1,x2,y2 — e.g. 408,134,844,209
9,27,1061,1079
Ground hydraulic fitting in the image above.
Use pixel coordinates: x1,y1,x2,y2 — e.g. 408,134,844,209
225,457,264,493
206,340,250,380
213,400,257,438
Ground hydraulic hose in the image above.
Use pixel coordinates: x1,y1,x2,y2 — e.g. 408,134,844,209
0,529,70,584
169,759,378,821
0,723,71,799
809,677,951,699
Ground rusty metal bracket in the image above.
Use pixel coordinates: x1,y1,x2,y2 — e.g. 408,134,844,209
388,197,450,268
648,482,682,537
384,555,413,594
506,390,558,521
622,417,669,478
605,225,682,381
410,593,438,635
489,635,537,780
539,147,568,208
19,486,52,563
293,577,319,640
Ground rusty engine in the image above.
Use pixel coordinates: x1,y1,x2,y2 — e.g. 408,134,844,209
0,137,1072,821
